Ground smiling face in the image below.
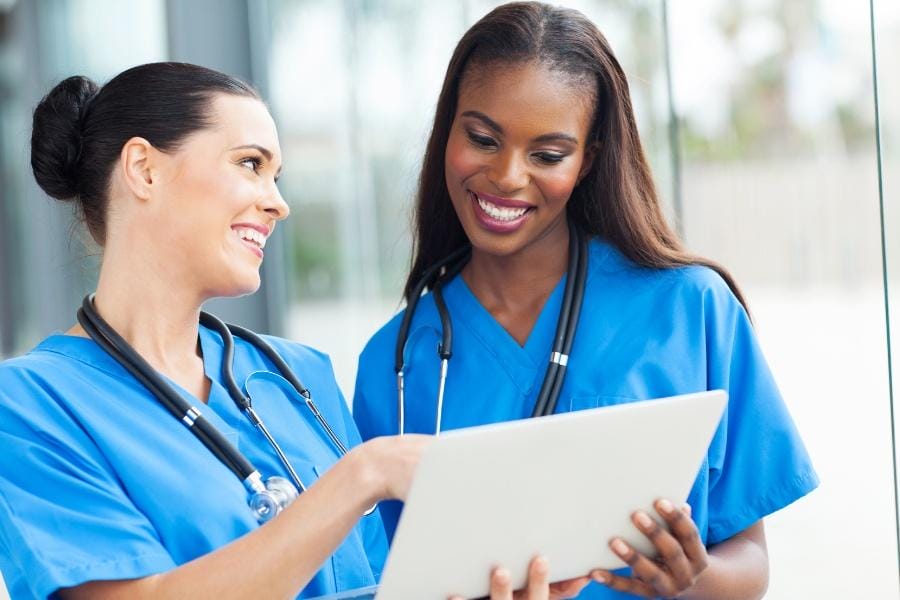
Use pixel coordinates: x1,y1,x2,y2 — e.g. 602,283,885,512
444,60,596,260
146,94,288,298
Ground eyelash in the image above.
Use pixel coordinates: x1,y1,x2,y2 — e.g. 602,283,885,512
534,152,565,165
466,131,566,165
239,156,263,173
467,131,497,149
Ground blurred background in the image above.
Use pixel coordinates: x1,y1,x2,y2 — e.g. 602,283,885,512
1,0,899,597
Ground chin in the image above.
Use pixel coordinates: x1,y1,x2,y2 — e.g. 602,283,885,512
218,273,262,299
465,228,533,258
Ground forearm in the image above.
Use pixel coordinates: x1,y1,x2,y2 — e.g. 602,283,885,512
60,449,379,600
679,522,769,600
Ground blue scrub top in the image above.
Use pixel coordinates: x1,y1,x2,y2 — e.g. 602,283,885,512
0,326,388,600
354,237,818,599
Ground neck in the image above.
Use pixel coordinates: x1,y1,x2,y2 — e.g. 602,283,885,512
463,218,570,314
72,247,206,375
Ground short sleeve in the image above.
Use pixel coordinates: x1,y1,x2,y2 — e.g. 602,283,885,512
0,373,175,599
702,281,819,544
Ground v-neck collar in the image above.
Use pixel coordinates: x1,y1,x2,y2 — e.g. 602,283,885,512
37,327,241,444
436,238,614,397
440,269,567,396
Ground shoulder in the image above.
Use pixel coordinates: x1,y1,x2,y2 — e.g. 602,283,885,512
592,238,742,314
356,291,443,372
255,333,335,371
0,341,91,439
0,341,78,402
359,309,405,365
241,333,343,393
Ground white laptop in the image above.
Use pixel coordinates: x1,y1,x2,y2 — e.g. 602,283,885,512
310,390,726,600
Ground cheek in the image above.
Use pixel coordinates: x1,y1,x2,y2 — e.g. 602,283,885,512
538,162,585,205
444,135,482,186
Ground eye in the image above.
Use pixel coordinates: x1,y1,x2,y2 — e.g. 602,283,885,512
239,156,263,173
533,152,566,165
466,130,498,150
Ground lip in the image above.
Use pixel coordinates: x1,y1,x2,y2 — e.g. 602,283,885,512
232,222,271,237
468,190,534,234
473,191,534,210
232,222,270,259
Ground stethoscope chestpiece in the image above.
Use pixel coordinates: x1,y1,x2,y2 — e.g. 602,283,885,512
248,476,300,524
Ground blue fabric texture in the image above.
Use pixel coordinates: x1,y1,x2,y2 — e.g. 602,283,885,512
354,237,818,599
0,327,387,599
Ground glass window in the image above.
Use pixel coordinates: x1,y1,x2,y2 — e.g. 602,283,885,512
266,0,671,396
669,0,899,596
0,0,166,354
875,0,900,579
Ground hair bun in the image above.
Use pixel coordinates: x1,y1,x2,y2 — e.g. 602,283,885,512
30,75,99,201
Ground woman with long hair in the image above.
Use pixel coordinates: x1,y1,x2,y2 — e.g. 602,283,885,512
354,3,817,598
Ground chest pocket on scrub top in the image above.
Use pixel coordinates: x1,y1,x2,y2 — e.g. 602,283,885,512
567,394,645,413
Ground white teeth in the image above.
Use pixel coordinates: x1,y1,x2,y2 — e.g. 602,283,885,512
235,227,267,249
475,195,528,222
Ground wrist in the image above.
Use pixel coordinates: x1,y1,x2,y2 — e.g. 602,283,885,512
344,443,385,508
676,554,720,600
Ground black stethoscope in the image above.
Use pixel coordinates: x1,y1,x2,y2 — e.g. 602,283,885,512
77,295,374,523
394,224,589,434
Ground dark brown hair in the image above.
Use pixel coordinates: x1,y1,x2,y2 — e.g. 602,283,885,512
31,62,259,245
404,1,746,308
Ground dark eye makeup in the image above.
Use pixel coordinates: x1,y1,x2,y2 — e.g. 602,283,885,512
466,130,497,149
463,126,571,165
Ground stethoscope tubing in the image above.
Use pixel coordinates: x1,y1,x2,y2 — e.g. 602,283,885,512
395,220,588,434
77,297,257,483
534,227,589,417
202,315,375,514
395,245,471,435
78,295,375,515
530,226,581,418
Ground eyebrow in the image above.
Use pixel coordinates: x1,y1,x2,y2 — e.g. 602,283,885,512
230,144,283,178
460,110,579,145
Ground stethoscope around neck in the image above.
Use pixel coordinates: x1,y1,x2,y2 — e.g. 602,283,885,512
77,295,375,523
394,222,589,435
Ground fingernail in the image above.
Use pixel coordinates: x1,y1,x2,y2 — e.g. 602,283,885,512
635,511,653,529
658,499,674,514
494,568,510,585
611,538,629,555
534,557,548,575
592,570,608,583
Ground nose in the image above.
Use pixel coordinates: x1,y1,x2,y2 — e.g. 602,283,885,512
262,181,290,221
486,149,530,194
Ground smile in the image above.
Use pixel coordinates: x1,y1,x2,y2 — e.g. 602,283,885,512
468,191,534,233
232,225,269,258
476,196,529,222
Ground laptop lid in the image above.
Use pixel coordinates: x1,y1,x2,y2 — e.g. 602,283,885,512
375,390,726,600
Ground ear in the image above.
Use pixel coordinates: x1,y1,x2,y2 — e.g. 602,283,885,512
118,137,156,201
576,142,599,185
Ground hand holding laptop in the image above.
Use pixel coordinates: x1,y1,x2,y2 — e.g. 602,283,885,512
591,499,708,598
449,557,590,600
447,498,706,600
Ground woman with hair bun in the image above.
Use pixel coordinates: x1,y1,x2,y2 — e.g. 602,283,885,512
354,3,818,599
0,62,580,600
